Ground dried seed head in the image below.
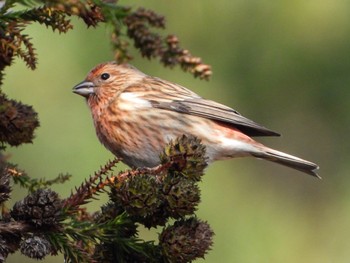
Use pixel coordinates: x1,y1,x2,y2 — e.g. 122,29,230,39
111,173,162,218
20,235,52,260
162,174,200,218
11,189,62,226
160,135,208,181
159,218,214,263
0,94,39,146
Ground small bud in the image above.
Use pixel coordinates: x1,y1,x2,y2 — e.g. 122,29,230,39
20,235,52,260
159,218,214,263
165,34,179,45
80,4,104,27
194,64,212,80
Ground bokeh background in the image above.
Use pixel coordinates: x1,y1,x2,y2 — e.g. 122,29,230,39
3,0,350,262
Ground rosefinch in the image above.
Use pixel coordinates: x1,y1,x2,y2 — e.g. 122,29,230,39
73,62,319,178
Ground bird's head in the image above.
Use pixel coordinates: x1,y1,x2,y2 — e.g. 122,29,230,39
73,62,145,100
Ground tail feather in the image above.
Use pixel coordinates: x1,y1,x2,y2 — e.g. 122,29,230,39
252,147,320,178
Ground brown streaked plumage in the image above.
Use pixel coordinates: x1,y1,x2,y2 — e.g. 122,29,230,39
73,62,320,178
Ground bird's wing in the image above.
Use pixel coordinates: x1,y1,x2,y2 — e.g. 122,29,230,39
150,97,280,137
125,76,280,137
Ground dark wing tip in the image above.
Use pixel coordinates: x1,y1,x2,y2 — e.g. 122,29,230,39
234,124,281,137
310,166,321,179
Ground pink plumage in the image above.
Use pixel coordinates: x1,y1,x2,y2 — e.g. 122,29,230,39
73,62,320,178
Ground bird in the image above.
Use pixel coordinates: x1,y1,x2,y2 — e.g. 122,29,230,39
73,62,320,178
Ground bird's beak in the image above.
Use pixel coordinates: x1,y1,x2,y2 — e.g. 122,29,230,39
73,81,95,97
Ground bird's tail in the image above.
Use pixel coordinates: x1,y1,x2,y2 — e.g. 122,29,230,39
251,146,320,178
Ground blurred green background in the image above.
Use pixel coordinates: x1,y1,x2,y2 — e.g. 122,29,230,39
3,0,350,262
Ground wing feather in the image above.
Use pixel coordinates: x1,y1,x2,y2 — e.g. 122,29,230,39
150,98,280,136
126,76,280,137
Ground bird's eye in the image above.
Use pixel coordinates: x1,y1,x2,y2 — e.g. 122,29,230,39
101,73,110,80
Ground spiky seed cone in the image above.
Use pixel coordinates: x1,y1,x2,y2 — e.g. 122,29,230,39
159,218,214,263
0,94,39,146
20,235,52,260
162,174,200,218
160,135,208,182
111,173,162,218
11,189,62,226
